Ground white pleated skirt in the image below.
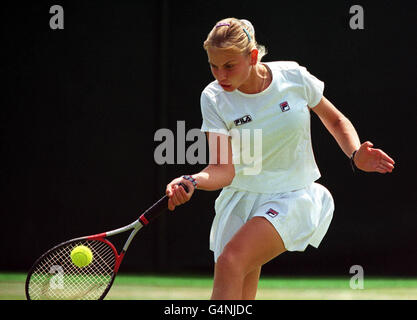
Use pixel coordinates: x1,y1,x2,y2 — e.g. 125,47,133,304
210,182,335,262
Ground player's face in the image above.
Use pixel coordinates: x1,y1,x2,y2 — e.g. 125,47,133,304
207,47,253,92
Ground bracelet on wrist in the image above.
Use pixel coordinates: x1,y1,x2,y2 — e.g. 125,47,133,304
183,175,197,189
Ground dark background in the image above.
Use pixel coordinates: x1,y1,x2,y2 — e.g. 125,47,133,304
1,1,416,277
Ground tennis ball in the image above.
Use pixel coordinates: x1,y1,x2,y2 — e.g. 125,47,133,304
70,245,93,268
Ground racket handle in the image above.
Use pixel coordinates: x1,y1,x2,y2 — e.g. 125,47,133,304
139,183,189,226
178,182,190,193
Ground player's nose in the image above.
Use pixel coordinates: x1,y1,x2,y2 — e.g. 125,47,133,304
216,68,227,81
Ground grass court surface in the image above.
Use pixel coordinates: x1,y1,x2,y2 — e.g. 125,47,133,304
1,273,416,300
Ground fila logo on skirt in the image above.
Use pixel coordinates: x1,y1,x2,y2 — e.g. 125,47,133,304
266,208,279,218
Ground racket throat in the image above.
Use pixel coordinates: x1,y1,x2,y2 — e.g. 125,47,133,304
114,251,126,273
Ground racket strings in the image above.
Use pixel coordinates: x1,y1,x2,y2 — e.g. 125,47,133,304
27,239,116,300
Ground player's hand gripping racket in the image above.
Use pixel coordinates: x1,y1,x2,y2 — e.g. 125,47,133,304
25,183,189,300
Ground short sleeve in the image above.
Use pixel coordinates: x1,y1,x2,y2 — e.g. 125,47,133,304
200,92,230,135
299,66,324,108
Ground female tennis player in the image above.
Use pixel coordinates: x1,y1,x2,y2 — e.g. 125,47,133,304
165,18,395,300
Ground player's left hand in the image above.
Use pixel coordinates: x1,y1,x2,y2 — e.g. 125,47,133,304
354,141,395,174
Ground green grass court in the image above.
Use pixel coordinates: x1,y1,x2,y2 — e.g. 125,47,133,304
1,273,416,300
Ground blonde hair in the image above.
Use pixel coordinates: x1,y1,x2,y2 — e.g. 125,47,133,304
203,18,267,62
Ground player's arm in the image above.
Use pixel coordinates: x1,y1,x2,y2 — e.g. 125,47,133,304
193,132,235,190
311,96,395,174
166,132,235,210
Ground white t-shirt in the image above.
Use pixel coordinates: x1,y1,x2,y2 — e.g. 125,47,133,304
200,61,324,193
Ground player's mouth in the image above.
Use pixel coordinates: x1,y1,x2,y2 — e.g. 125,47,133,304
220,83,232,90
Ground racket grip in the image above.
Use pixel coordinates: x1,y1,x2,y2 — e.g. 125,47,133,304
139,183,189,226
178,182,190,193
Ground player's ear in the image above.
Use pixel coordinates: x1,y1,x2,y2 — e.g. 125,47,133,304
250,49,258,65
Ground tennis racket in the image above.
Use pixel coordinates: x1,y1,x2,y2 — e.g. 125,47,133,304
25,183,188,300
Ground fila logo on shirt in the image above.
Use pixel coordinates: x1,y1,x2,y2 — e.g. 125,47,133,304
279,101,290,112
234,115,252,126
266,208,279,218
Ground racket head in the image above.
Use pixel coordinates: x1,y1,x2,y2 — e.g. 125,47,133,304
25,237,119,300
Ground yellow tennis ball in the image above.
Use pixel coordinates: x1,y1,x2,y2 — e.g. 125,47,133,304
70,245,93,268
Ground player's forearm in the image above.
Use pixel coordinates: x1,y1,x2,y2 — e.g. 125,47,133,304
328,117,361,158
192,164,235,191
